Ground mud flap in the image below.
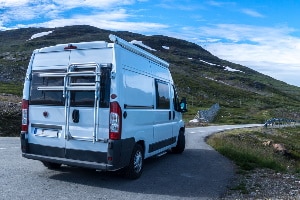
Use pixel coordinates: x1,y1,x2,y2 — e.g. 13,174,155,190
107,137,135,169
20,132,29,153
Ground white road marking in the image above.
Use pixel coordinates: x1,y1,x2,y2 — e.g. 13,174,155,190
0,147,18,150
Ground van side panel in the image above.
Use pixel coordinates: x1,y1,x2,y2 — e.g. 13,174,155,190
122,68,155,154
114,45,178,158
112,45,155,155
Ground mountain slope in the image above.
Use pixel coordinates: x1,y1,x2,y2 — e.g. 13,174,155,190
0,25,300,130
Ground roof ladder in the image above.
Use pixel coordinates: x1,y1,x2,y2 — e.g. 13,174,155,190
37,62,111,143
64,63,101,143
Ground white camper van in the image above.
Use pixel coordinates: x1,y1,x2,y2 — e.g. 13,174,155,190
20,34,187,179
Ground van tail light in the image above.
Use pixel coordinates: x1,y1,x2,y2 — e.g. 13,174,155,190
21,99,29,132
109,102,122,140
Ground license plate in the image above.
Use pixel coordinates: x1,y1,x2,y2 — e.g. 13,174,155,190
34,128,60,138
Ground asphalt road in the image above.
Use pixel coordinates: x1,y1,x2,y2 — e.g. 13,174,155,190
0,124,261,200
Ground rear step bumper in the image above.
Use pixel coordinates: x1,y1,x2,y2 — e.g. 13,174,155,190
22,153,113,170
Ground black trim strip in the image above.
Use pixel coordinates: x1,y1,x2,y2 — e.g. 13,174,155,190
31,124,62,130
27,143,107,163
23,153,113,170
124,104,154,109
149,136,176,153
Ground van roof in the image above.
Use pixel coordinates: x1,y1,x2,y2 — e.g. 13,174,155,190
33,35,169,68
37,41,109,53
109,34,169,68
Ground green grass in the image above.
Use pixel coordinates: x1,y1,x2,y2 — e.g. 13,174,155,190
0,82,23,96
207,127,300,173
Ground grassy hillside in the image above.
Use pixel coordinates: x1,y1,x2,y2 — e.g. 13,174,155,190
0,25,300,136
207,126,300,173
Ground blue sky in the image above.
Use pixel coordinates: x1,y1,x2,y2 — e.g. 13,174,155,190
1,0,300,86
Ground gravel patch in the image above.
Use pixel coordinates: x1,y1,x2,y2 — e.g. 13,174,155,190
222,168,300,199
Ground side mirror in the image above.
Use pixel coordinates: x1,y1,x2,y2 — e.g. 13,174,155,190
179,97,187,113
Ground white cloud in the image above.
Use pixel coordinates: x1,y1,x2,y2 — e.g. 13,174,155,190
52,0,135,9
0,0,136,27
237,61,300,86
0,0,167,33
5,6,37,21
0,0,29,7
241,9,264,18
198,24,300,86
0,1,60,25
1,1,299,87
206,0,235,7
158,3,203,11
0,21,5,31
158,23,300,86
195,24,295,43
205,41,300,66
22,11,168,33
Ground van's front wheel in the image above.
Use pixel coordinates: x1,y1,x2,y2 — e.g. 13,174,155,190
125,144,144,179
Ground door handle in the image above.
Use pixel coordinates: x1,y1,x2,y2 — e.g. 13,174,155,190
173,111,175,120
72,109,80,123
169,111,171,120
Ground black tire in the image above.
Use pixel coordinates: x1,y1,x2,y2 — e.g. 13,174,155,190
42,161,62,169
125,144,144,179
171,129,185,154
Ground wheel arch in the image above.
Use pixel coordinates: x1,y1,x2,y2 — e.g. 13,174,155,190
136,140,145,156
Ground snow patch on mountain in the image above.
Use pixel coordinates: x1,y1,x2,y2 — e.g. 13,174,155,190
130,40,156,51
199,59,217,66
224,66,244,73
28,31,53,40
199,58,244,73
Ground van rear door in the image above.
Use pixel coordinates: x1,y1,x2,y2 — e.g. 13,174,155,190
28,51,70,157
28,46,113,163
63,48,112,161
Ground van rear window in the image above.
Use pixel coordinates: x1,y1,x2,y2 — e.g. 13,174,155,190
30,67,111,108
30,70,65,106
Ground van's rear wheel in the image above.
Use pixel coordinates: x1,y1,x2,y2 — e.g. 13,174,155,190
171,129,185,154
125,144,144,179
42,161,62,169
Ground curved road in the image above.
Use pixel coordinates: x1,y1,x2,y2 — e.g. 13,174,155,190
0,124,261,200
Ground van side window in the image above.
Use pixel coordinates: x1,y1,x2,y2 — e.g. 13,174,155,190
99,67,111,108
155,80,170,109
172,85,180,111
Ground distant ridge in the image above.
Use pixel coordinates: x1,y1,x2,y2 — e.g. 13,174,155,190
1,25,300,124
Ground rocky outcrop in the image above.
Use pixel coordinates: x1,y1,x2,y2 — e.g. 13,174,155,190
0,94,21,136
